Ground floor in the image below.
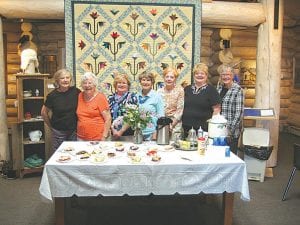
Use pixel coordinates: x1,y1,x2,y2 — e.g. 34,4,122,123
0,132,300,225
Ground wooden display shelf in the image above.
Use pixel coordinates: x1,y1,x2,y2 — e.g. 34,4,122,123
23,118,44,122
16,73,50,77
23,138,45,145
23,96,44,100
21,165,44,178
15,74,51,178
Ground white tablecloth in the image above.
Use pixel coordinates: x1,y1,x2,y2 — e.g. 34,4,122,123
39,141,250,201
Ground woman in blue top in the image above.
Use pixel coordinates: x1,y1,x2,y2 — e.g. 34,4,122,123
108,73,138,140
137,71,164,140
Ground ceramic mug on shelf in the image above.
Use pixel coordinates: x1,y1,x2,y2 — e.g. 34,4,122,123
28,130,42,142
24,112,32,120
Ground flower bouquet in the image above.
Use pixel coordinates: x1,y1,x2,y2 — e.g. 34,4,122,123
122,104,152,130
122,104,152,143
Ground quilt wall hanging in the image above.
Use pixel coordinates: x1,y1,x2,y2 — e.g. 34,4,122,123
65,0,201,94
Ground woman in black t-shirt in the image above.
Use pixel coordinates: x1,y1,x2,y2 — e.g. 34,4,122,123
182,63,221,138
41,69,81,153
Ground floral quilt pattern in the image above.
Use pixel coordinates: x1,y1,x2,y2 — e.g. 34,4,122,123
65,0,201,94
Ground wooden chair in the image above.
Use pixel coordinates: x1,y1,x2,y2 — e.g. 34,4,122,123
282,143,300,201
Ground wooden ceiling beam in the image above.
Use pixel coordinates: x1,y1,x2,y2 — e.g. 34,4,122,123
0,0,265,27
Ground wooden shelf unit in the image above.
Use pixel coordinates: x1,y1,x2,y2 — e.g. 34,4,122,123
16,74,51,178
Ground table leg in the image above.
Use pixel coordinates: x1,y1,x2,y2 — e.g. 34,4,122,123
55,197,65,225
223,192,234,225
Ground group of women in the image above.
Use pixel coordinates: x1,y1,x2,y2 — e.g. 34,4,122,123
41,62,244,155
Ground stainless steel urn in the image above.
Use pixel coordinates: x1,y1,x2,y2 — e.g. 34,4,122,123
156,117,173,145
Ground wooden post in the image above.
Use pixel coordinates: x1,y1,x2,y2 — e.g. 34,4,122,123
55,197,65,225
0,16,10,161
223,192,234,225
255,0,283,167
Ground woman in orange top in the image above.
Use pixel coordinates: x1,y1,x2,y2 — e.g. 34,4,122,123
76,72,111,141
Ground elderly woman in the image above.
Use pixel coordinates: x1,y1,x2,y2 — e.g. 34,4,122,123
182,63,221,138
108,73,138,139
76,72,111,141
138,71,164,140
41,69,81,153
217,64,244,154
157,67,184,138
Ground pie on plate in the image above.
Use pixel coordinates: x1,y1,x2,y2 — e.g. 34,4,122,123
151,155,161,162
107,152,116,158
91,149,102,154
63,146,75,152
90,155,106,163
147,150,157,156
129,155,142,164
127,151,136,157
76,150,89,155
78,153,90,160
129,145,139,151
114,142,123,147
56,155,72,163
115,146,125,152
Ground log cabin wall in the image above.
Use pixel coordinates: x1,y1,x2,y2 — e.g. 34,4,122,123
4,21,65,123
202,27,258,128
4,21,21,123
284,26,300,134
3,21,298,133
35,22,65,73
281,28,294,130
202,26,297,131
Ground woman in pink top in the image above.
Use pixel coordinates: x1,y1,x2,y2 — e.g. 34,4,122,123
157,67,184,139
76,72,111,141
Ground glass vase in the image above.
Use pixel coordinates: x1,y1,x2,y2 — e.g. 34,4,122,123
134,128,143,144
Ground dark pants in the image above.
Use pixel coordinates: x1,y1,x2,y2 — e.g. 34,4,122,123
229,137,239,154
51,128,77,154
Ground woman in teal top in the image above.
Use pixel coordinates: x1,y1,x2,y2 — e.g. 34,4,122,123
137,71,164,140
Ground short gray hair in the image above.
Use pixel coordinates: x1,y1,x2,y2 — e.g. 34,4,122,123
80,72,98,87
219,64,234,75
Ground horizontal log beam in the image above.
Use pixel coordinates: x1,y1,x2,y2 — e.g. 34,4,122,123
0,1,64,20
0,1,265,27
202,2,265,27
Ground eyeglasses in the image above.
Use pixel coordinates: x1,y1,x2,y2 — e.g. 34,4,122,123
220,73,232,77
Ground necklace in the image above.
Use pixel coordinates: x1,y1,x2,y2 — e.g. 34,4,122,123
84,92,98,102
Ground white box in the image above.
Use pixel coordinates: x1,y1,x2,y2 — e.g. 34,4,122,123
244,155,267,182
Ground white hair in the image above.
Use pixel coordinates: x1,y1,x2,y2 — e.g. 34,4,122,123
80,72,98,87
219,64,234,75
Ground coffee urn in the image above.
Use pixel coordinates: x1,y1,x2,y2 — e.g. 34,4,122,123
156,117,173,145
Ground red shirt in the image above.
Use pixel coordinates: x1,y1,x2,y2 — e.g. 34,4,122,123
76,92,109,140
